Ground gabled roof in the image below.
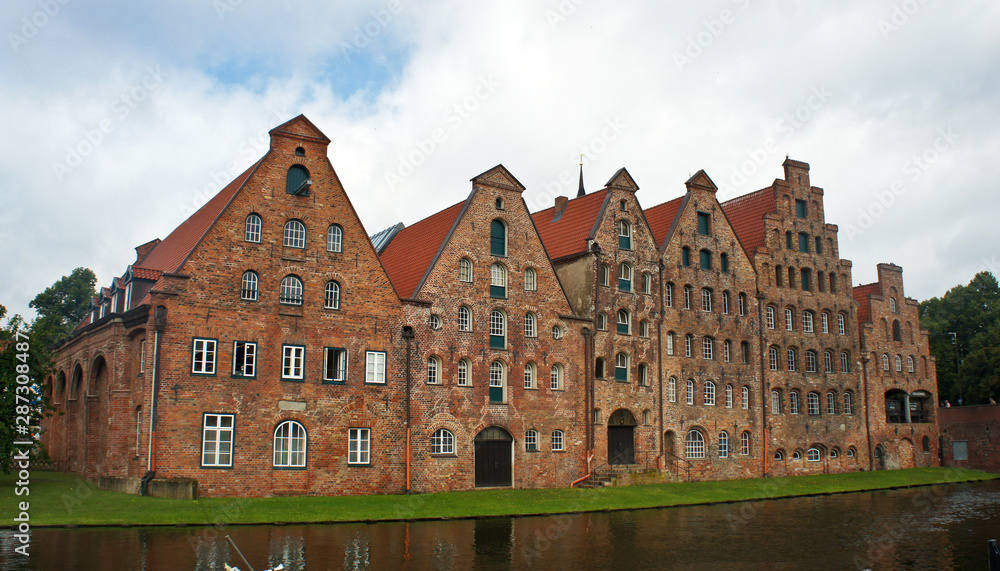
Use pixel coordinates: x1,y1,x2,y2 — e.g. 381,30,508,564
136,158,264,274
644,196,684,249
269,114,332,144
532,189,609,260
379,201,465,299
720,186,777,255
853,282,881,325
131,267,163,281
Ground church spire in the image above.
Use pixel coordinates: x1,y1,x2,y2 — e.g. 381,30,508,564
576,154,586,197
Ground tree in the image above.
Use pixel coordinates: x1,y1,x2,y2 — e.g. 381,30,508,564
29,267,97,358
0,305,52,472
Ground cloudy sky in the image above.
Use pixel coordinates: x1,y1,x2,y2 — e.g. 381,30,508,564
2,0,999,320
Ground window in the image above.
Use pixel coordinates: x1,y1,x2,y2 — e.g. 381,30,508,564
552,430,565,451
274,420,307,468
192,338,217,374
615,353,629,382
459,258,473,282
700,249,712,270
618,220,632,249
720,253,729,273
790,391,800,414
952,441,968,461
638,363,648,386
718,431,729,458
803,311,814,333
827,391,837,414
740,431,750,456
525,430,538,452
742,386,749,409
792,450,802,460
286,165,310,195
524,268,537,291
323,347,347,383
807,447,821,462
686,379,695,405
282,345,305,381
685,334,693,357
775,450,785,461
202,414,234,467
787,347,797,371
795,199,807,218
489,361,505,403
600,264,610,286
490,263,507,298
824,351,833,373
458,306,472,331
429,314,442,330
844,391,854,415
815,237,823,254
701,288,712,312
722,291,730,314
895,355,902,372
520,312,536,337
785,231,793,249
741,341,750,364
432,429,455,455
495,197,504,209
838,313,846,335
245,214,262,243
725,384,733,408
768,347,779,371
785,308,794,331
724,340,732,362
703,337,714,360
776,265,784,287
666,332,675,355
889,297,897,313
597,313,608,331
685,430,705,459
704,381,716,406
283,220,306,248
550,363,564,390
807,392,820,415
841,352,850,373
798,232,809,253
233,341,256,377
805,350,817,373
365,351,386,384
324,281,341,309
595,358,605,378
668,377,677,402
766,306,775,329
830,448,839,459
457,358,471,386
139,340,146,373
771,390,782,414
427,356,442,384
684,286,692,310
617,309,630,335
639,320,649,338
681,247,691,267
642,273,652,294
241,271,258,301
665,283,673,307
697,211,711,235
524,362,536,389
490,310,506,349
490,219,507,256
907,356,915,373
882,354,890,371
801,268,811,292
552,325,564,339
348,428,370,465
822,312,829,333
738,293,747,316
279,275,303,305
327,224,343,253
619,263,633,292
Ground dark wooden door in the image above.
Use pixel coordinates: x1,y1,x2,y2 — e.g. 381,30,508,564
475,428,512,487
608,426,635,464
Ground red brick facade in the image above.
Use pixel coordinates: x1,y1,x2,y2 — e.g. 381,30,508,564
40,116,939,497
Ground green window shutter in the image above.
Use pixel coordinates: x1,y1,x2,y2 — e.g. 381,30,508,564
618,279,631,292
796,199,807,218
490,220,506,256
489,386,503,402
286,166,309,195
697,212,710,235
617,322,629,335
615,366,627,381
490,285,506,298
619,235,631,250
799,233,809,253
490,335,505,349
700,250,711,270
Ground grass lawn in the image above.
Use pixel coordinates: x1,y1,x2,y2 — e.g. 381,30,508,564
3,467,995,527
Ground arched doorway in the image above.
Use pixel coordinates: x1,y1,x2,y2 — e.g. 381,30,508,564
898,438,915,469
608,409,636,465
474,427,512,488
874,444,886,470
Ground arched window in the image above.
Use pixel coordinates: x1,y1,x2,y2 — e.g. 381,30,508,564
827,391,837,414
722,291,730,314
241,271,258,301
524,312,537,337
685,334,693,357
550,363,564,390
739,293,747,316
718,431,729,458
666,331,675,355
525,430,539,452
489,360,506,403
459,258,473,282
552,430,565,451
785,308,794,331
699,249,712,270
642,272,652,294
800,268,811,291
495,197,504,209
524,362,536,389
618,220,632,250
882,354,890,371
725,384,733,408
807,447,822,462
776,265,784,287
841,351,851,373
684,286,692,309
895,355,902,372
638,363,649,386
704,381,716,406
286,165,310,195
844,391,854,415
617,309,630,335
703,336,714,360
907,356,915,373
771,390,782,414
490,219,507,256
766,306,775,329
768,346,779,371
458,306,472,331
597,312,608,330
324,281,340,309
742,386,749,409
740,431,751,456
639,320,649,338
668,377,677,402
432,429,455,454
724,340,732,362
273,420,307,467
686,379,695,405
600,264,610,286
822,312,830,333
830,273,837,293
803,311,814,333
681,246,691,267
774,450,784,461
283,220,306,248
615,352,629,382
892,319,901,342
741,341,750,364
701,288,713,312
245,214,262,243
595,358,605,378
524,267,537,291
490,263,507,298
489,311,506,349
426,356,441,384
665,282,674,307
790,391,800,414
838,313,846,335
619,263,633,292
889,297,897,313
279,275,303,305
457,358,471,386
327,224,343,253
805,350,817,373
807,392,820,415
685,430,706,459
787,347,797,371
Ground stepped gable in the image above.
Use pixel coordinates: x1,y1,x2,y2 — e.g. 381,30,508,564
853,282,881,325
532,188,609,260
379,201,465,300
720,186,777,254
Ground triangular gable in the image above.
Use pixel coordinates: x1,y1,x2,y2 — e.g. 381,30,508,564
685,170,718,193
605,168,639,192
269,114,332,144
532,189,610,260
720,186,777,255
379,201,466,299
471,164,526,193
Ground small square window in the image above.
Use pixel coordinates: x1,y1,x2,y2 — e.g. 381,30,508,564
323,348,348,383
233,341,256,378
282,345,305,381
192,338,217,375
349,428,371,465
365,351,386,384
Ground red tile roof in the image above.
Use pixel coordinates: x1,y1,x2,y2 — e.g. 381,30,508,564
131,267,163,281
137,158,264,274
379,201,465,299
853,282,881,325
720,186,776,255
644,196,684,249
532,189,609,260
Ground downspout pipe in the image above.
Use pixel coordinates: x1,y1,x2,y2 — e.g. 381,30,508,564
756,291,768,477
861,356,874,471
657,260,665,469
143,305,166,494
402,326,415,493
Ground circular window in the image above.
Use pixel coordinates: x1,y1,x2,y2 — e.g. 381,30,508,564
429,314,442,330
552,325,563,340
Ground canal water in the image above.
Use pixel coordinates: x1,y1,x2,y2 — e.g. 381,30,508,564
4,480,1000,570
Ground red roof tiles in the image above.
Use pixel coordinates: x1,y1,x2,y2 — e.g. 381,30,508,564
853,282,881,325
532,189,609,260
720,186,777,255
644,196,684,249
130,267,163,281
379,201,465,299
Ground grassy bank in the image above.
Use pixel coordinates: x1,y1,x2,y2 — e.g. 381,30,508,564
3,468,995,527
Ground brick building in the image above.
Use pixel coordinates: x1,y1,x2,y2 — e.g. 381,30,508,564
40,116,939,497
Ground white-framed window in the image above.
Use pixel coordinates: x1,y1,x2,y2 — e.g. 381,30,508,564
427,356,442,384
192,338,217,374
686,379,695,405
805,350,817,373
597,312,607,331
283,219,306,248
702,336,714,360
803,311,814,333
458,306,472,331
615,352,629,382
431,428,455,455
718,431,729,458
807,447,821,462
274,420,307,468
685,430,705,459
457,358,471,386
327,224,343,253
489,310,506,349
787,347,797,372
233,341,256,377
324,281,341,310
907,356,915,373
742,386,749,409
490,263,507,298
738,293,747,316
619,263,633,292
241,271,259,301
524,362,536,389
668,377,677,402
524,267,537,291
323,347,347,383
245,213,262,243
139,340,146,373
842,351,851,373
489,360,505,403
429,314,442,330
769,346,779,371
638,363,648,386
895,355,902,372
552,430,564,451
524,312,537,337
348,427,370,465
807,392,820,415
550,363,564,390
722,291,730,314
827,391,837,414
882,354,890,371
282,345,305,380
825,351,834,373
525,429,538,452
600,264,610,286
639,320,649,338
685,334,693,357
740,431,750,456
704,381,716,406
365,351,386,384
684,286,691,310
552,325,564,340
617,309,630,335
459,258,473,282
665,283,673,307
838,313,846,335
618,219,632,250
766,306,775,329
822,312,830,334
725,384,733,408
202,414,234,467
790,391,800,414
785,308,794,331
771,390,782,414
724,340,731,363
279,275,303,305
642,272,652,294
844,391,854,415
701,288,712,312
666,332,675,355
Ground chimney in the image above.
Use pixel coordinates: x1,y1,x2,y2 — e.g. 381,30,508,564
554,196,569,218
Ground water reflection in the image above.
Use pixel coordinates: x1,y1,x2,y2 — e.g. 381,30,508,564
4,481,1000,570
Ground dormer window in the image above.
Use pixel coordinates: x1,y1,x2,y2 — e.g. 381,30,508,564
286,165,310,196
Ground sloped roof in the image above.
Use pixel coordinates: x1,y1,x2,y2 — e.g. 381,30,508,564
370,222,405,254
644,196,684,249
532,189,609,260
379,201,465,299
720,186,776,255
136,158,264,274
131,267,162,281
853,282,881,325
